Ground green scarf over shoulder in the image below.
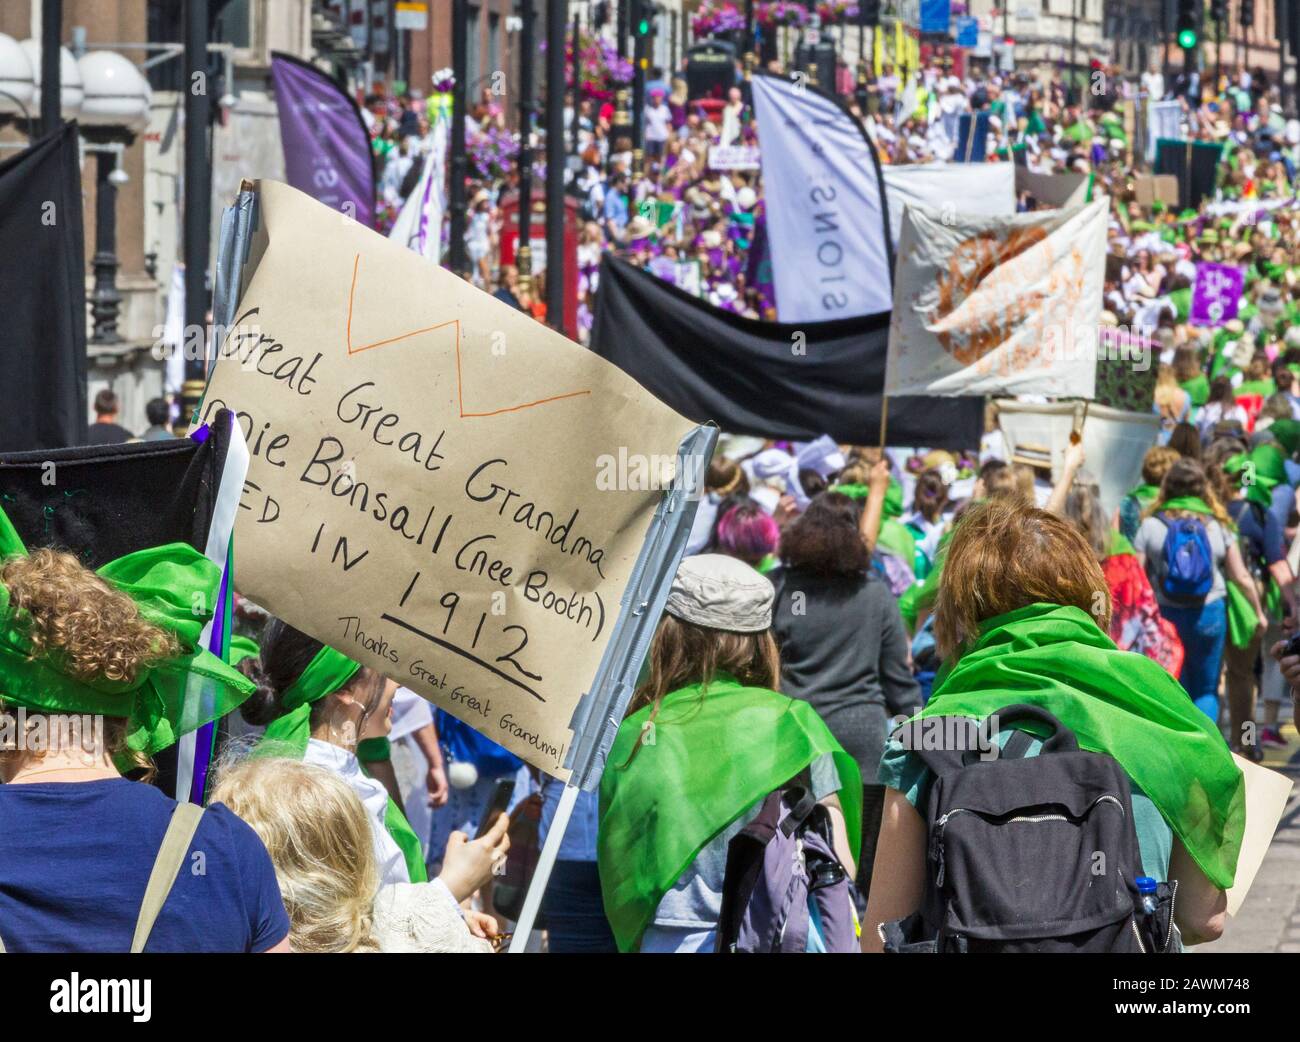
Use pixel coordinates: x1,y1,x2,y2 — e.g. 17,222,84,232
1180,373,1211,407
597,676,861,953
915,604,1244,889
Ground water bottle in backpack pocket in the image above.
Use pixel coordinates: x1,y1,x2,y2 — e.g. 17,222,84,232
716,785,862,953
1157,512,1214,602
879,705,1176,953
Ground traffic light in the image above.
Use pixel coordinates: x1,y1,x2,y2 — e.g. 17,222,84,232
1176,0,1199,49
1210,0,1227,25
634,0,657,37
859,0,882,26
1240,0,1254,29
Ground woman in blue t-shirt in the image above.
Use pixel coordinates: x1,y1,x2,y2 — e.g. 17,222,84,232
0,539,290,953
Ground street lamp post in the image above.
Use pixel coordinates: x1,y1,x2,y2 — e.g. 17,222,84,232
1069,0,1080,105
545,0,565,330
181,0,210,423
88,147,125,344
79,48,151,347
449,0,469,276
40,0,61,134
517,0,535,298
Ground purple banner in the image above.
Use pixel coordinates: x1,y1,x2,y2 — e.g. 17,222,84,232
1191,262,1245,327
271,52,374,225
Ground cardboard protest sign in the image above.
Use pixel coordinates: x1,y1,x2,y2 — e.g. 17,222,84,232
886,200,1107,398
1225,754,1293,916
1191,262,1245,327
197,181,697,776
1133,173,1179,209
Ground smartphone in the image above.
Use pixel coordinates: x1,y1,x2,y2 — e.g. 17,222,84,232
1284,632,1300,660
474,778,516,839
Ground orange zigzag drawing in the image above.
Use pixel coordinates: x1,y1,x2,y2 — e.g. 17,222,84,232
344,254,591,419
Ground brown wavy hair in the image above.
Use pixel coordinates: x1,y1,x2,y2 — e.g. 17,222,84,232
778,492,869,576
1145,457,1233,528
0,549,177,778
934,498,1111,659
621,613,780,766
2,548,178,684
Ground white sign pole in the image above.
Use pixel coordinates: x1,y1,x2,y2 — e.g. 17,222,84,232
507,423,717,952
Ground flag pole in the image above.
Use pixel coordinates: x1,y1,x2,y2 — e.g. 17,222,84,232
878,394,889,450
507,424,718,952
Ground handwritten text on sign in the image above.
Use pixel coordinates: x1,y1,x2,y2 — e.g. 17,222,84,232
200,181,694,775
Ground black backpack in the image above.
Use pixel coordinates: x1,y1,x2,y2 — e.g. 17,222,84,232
880,705,1176,953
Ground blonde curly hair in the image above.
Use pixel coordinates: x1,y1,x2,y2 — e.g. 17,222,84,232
1,548,179,683
211,757,380,953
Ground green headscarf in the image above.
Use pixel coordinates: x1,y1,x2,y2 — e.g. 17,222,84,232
598,676,861,953
255,644,363,760
254,646,427,883
1224,442,1287,509
914,603,1244,889
1267,418,1300,457
0,504,253,758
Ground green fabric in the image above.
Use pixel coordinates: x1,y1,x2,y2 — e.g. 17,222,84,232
1225,579,1260,649
597,676,862,953
914,603,1244,889
755,553,779,575
1235,378,1276,399
0,505,253,758
255,646,361,760
255,704,314,760
884,477,903,519
1108,530,1135,558
899,530,948,632
1168,287,1193,323
830,482,868,499
382,794,428,883
229,633,260,666
1225,443,1286,508
1180,373,1211,407
1269,418,1300,456
1128,484,1160,505
356,736,391,762
877,518,917,574
1156,495,1216,517
280,646,361,711
1063,121,1092,144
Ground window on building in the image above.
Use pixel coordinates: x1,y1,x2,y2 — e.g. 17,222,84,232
215,0,251,50
489,11,501,81
146,0,184,92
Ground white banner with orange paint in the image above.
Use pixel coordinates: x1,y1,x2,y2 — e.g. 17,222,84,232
885,199,1108,398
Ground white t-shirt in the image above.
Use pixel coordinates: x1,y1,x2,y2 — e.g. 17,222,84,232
304,738,410,886
644,103,672,143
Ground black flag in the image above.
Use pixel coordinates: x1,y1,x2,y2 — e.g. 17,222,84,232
590,256,983,450
0,124,88,452
0,415,237,567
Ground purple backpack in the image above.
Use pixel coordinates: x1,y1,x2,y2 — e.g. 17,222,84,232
716,786,861,953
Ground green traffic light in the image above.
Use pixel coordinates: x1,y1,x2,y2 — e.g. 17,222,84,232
1177,27,1198,48
638,19,650,33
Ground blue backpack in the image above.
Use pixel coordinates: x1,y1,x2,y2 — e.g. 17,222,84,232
1157,512,1214,602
